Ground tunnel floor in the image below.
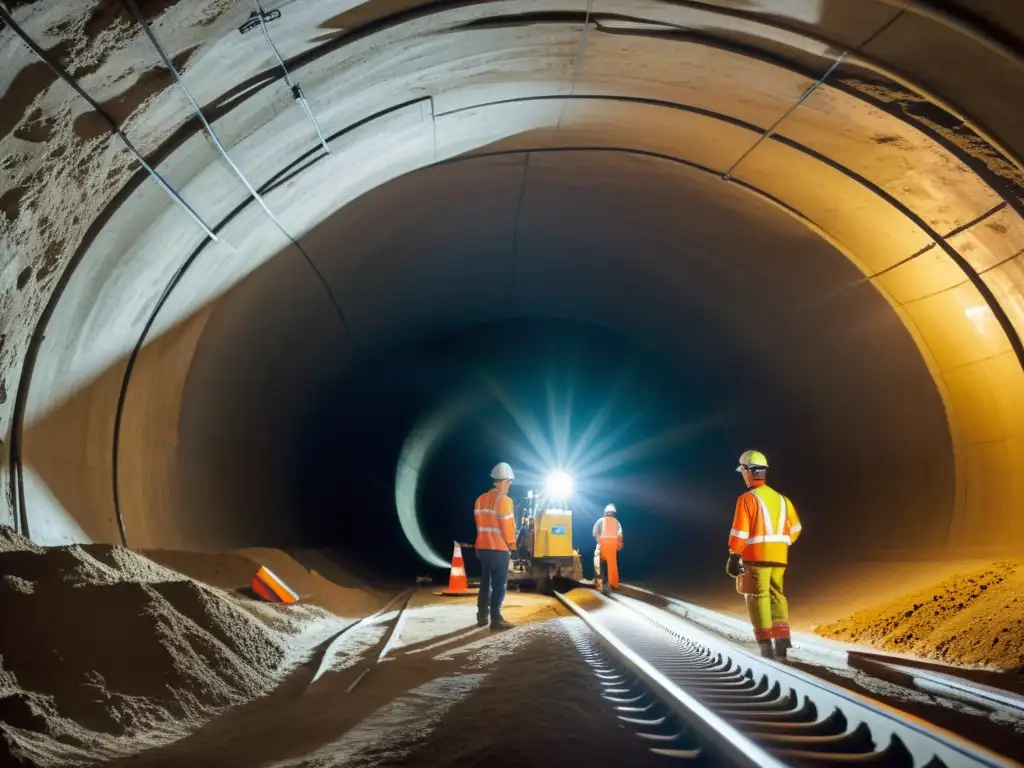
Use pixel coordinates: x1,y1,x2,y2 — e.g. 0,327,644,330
0,527,668,767
3,526,1024,766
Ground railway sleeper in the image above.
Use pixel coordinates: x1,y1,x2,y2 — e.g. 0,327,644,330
698,680,782,705
755,722,876,753
574,631,706,760
715,692,805,716
736,707,847,735
773,732,920,767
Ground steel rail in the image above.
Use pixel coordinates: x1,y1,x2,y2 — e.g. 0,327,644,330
623,582,1024,719
344,587,415,692
586,589,1019,767
308,587,414,687
555,589,789,766
848,654,1024,719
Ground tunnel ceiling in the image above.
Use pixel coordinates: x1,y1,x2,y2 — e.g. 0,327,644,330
1,1,1024,554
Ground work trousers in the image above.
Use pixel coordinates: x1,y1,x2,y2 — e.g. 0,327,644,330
743,564,790,642
599,541,620,591
476,549,510,623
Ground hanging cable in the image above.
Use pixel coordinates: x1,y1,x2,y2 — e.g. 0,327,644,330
251,0,331,155
724,51,848,179
557,0,596,130
122,0,355,344
0,5,218,241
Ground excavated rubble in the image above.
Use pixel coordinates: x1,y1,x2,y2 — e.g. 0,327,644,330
817,561,1024,672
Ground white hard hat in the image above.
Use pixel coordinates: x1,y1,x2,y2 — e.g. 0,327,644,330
490,462,515,481
604,503,617,514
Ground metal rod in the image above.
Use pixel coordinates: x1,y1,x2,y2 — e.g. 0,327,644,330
724,50,848,179
253,1,331,154
0,6,217,241
346,667,371,693
123,0,354,343
125,0,287,233
557,0,596,130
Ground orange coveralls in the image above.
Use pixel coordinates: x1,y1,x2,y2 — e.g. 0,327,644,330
593,514,623,589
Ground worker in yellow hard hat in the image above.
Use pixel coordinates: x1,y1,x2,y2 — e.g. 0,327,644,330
726,450,802,660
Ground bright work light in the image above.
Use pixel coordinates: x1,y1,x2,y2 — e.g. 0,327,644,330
546,470,574,499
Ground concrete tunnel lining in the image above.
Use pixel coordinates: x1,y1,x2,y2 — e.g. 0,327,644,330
2,1,1024,572
129,149,955,566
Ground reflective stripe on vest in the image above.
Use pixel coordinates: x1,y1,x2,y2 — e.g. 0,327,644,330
475,489,512,550
749,487,791,546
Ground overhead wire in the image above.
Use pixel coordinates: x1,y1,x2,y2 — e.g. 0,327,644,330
252,0,332,155
122,0,355,346
0,5,218,241
723,50,848,179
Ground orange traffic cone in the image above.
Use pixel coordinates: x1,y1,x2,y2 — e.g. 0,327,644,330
439,542,475,596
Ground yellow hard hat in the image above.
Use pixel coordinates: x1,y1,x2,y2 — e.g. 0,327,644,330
736,450,768,472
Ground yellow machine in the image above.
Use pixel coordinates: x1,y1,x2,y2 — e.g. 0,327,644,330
510,486,584,593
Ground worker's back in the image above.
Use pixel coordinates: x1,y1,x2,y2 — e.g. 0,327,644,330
731,482,802,565
594,509,623,593
593,514,622,542
474,488,515,551
728,451,801,660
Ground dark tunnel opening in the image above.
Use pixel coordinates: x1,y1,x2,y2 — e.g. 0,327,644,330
294,317,737,583
145,149,957,607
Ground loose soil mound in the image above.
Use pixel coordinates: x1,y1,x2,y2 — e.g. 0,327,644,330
816,560,1024,671
0,527,357,766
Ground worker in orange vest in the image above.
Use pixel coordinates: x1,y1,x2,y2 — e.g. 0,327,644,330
474,462,517,631
593,503,623,596
726,450,802,659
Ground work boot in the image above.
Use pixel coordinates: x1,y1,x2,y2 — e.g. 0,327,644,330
476,614,488,628
758,640,775,659
774,637,792,660
490,617,514,632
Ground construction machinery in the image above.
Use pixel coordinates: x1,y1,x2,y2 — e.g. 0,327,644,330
509,471,584,593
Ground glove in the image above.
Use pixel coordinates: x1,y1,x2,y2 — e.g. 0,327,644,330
726,553,744,578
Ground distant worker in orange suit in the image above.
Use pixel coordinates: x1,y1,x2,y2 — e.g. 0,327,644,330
474,462,517,631
726,450,802,660
593,503,623,596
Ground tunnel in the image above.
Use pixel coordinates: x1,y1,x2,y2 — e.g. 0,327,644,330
3,0,1024,613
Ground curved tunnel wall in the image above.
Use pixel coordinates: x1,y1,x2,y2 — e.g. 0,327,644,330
151,151,956,569
1,1,1023,571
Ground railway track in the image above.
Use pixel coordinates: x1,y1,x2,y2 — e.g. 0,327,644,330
555,588,1020,767
310,587,415,688
618,583,1024,720
846,652,1024,720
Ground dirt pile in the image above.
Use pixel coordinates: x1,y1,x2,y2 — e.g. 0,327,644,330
140,545,387,618
0,527,355,767
816,560,1024,671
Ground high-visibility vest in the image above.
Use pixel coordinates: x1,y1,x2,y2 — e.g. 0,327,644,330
594,515,622,547
474,488,515,551
728,484,802,564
